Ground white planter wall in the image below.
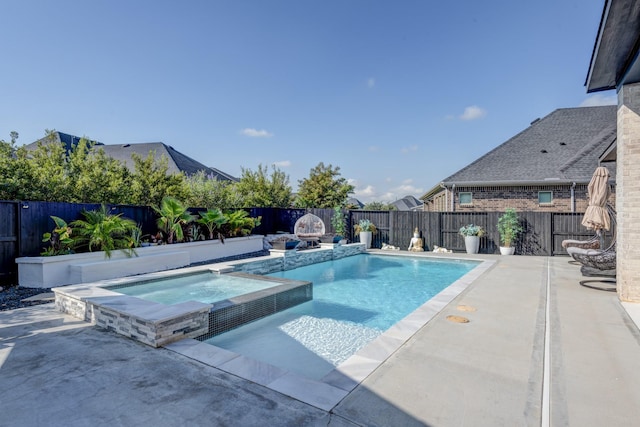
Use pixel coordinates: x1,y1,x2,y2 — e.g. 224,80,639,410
16,235,263,288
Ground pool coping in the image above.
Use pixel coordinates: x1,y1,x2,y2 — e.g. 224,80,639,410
164,252,495,411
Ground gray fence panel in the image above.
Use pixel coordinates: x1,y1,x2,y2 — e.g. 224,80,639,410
1,200,605,286
0,202,18,284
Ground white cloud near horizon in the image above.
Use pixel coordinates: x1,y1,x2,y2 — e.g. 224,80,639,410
240,128,273,138
401,145,418,154
579,93,617,107
273,160,291,167
350,176,424,204
459,105,487,121
367,77,375,88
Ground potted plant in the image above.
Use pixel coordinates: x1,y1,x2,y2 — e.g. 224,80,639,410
330,206,347,243
497,208,523,255
459,224,485,254
354,219,376,249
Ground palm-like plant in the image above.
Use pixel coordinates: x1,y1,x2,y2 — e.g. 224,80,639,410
153,197,195,244
70,206,138,258
41,216,75,256
223,210,261,237
197,208,227,241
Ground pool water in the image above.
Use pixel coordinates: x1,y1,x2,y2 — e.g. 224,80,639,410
206,254,478,379
111,272,277,305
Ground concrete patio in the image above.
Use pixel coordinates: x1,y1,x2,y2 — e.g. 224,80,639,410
1,253,639,426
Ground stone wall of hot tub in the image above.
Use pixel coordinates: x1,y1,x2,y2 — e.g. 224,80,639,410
53,284,211,348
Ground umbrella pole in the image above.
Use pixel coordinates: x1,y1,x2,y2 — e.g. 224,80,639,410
597,229,604,250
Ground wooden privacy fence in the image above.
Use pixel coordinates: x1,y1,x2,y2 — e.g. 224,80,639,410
0,201,603,285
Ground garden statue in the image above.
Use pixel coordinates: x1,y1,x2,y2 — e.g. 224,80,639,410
408,228,424,251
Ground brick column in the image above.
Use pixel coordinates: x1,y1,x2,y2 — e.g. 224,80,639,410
617,83,640,302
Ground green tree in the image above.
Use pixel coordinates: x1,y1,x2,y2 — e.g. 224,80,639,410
363,201,396,211
23,132,69,201
235,164,293,208
0,137,19,200
295,162,354,208
184,171,239,209
67,138,132,204
129,152,188,207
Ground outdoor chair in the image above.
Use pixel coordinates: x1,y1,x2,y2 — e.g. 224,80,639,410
561,235,600,251
566,204,617,291
294,213,326,248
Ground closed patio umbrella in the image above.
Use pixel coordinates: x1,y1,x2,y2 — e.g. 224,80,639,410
581,166,611,232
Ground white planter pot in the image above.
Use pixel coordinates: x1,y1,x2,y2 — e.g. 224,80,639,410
464,236,480,254
359,231,373,249
500,246,515,255
16,235,264,288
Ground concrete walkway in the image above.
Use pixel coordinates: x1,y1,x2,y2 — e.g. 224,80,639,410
1,255,639,426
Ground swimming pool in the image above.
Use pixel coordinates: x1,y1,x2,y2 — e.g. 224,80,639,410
110,272,279,305
205,254,479,380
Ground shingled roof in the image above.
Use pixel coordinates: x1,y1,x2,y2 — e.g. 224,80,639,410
440,105,616,186
25,133,237,181
98,142,237,180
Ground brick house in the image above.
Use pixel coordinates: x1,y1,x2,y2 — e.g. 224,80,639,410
420,106,616,212
586,0,640,302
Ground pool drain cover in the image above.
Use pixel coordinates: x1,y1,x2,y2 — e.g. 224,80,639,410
456,304,477,312
446,315,470,323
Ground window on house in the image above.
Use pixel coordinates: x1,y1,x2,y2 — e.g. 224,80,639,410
459,192,472,205
538,191,553,204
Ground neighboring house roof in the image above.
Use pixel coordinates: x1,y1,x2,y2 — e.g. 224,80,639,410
347,197,364,209
24,132,237,181
26,131,104,152
391,195,423,211
421,105,617,200
98,142,237,180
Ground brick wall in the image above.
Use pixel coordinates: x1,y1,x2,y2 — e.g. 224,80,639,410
617,83,640,302
423,184,616,213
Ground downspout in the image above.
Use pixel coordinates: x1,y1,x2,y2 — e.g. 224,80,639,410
451,184,456,212
440,183,447,212
570,182,576,213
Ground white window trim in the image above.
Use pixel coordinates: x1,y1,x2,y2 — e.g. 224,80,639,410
459,191,473,205
538,190,553,205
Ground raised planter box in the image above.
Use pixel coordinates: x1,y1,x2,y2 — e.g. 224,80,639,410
16,235,264,288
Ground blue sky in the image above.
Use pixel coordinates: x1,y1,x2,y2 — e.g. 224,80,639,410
1,0,616,204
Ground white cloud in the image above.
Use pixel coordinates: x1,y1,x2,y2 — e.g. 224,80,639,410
351,178,424,204
579,93,617,107
356,185,376,197
367,77,375,88
401,145,418,154
273,160,291,167
459,105,487,121
240,128,273,138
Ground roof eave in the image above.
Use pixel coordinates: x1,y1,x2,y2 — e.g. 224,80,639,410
586,0,640,93
441,179,593,187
